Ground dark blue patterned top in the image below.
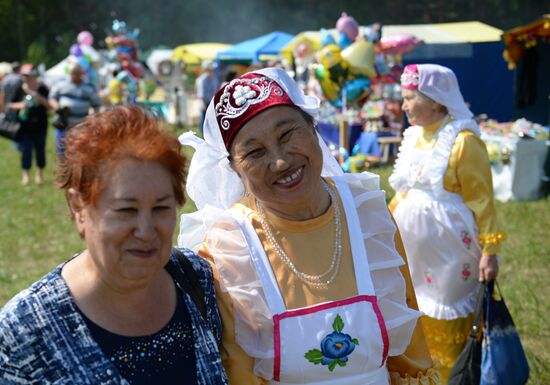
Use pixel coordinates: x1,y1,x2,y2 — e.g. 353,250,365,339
0,248,228,385
80,283,197,384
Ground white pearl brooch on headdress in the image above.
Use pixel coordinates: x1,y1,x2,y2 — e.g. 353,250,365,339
400,69,420,88
215,76,284,131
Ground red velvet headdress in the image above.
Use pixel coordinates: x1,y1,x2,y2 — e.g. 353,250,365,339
214,73,295,150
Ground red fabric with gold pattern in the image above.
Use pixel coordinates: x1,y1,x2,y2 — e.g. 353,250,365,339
214,73,295,150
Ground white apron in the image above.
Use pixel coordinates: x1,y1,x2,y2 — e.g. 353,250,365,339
232,176,390,384
389,119,483,320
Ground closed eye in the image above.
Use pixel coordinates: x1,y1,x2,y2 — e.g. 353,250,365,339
154,205,172,211
114,207,137,213
280,129,294,142
244,148,265,159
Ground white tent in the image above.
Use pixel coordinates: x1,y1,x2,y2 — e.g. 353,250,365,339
42,57,70,88
146,49,173,76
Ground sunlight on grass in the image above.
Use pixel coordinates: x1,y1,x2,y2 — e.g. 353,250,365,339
0,127,548,383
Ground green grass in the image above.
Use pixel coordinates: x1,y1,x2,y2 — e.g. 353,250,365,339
0,129,549,383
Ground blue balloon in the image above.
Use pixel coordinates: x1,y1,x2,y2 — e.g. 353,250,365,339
338,32,354,50
77,56,90,71
342,78,371,103
320,29,336,47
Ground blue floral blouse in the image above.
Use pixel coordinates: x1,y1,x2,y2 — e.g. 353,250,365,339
0,248,228,385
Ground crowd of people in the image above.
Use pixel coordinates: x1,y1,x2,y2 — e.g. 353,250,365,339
0,62,100,184
0,59,505,385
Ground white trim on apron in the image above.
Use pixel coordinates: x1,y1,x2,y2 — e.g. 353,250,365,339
233,177,390,384
391,120,483,319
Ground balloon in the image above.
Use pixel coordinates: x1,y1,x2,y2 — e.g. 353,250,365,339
80,45,100,63
69,44,82,57
318,45,347,74
77,30,94,46
342,77,371,103
112,20,127,35
77,56,90,71
338,32,354,50
341,40,377,78
336,12,359,42
379,33,423,55
364,23,382,43
313,64,341,103
295,41,311,59
320,28,336,47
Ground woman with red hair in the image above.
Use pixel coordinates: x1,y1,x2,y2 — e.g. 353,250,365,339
0,106,228,385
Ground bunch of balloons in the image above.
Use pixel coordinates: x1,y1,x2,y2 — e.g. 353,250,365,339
313,12,378,108
105,20,145,103
67,31,100,86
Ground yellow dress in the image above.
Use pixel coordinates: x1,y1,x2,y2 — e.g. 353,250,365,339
200,179,440,385
389,118,505,383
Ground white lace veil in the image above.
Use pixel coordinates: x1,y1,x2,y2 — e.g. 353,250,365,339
179,67,343,211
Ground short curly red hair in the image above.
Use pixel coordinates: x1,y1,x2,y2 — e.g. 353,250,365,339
56,106,187,218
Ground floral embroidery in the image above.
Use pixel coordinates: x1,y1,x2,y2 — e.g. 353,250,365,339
424,271,433,287
461,230,472,250
305,314,359,372
462,264,471,281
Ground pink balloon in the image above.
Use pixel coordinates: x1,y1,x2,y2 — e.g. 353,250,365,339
77,31,94,46
379,33,422,55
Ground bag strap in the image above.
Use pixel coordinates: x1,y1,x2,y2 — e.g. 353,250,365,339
165,248,207,320
470,281,488,338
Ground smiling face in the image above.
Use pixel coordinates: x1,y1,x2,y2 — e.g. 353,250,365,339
72,158,177,287
401,88,445,126
230,106,325,219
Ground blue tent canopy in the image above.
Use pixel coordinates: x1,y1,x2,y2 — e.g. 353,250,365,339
217,31,294,63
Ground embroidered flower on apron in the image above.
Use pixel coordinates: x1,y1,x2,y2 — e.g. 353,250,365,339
462,263,472,281
304,314,360,372
461,230,472,250
424,270,434,287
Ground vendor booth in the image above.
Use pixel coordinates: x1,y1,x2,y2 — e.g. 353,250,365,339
502,15,550,126
171,43,231,65
217,31,294,64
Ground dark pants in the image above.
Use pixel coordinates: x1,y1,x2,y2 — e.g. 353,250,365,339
19,129,47,170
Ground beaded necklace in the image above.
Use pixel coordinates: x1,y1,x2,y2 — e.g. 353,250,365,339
255,179,342,289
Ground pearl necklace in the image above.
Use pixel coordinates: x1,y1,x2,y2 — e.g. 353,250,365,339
255,179,342,289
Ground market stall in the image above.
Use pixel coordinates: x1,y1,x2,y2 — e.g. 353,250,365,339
502,14,550,126
481,119,549,201
216,31,294,64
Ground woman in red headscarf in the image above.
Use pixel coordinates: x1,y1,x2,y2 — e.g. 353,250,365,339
178,68,441,384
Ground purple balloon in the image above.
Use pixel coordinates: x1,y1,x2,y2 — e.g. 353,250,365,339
69,44,82,57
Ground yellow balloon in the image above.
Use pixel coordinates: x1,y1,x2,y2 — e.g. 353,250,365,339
341,40,376,79
319,44,346,71
313,63,340,101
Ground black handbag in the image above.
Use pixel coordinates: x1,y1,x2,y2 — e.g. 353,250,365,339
0,110,21,140
52,107,69,130
448,281,487,385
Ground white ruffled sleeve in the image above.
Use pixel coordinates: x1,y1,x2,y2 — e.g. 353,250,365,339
345,173,422,357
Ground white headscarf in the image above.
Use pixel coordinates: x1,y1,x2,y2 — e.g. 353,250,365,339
179,67,343,210
415,64,473,120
